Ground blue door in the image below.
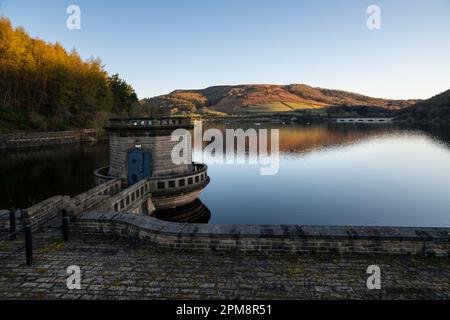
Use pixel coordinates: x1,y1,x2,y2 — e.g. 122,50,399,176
127,149,151,186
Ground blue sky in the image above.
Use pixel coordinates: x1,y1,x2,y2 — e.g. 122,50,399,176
1,0,449,99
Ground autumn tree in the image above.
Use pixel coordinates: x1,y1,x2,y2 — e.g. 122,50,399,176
0,17,140,132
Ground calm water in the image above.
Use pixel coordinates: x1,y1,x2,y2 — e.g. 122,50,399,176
1,124,450,227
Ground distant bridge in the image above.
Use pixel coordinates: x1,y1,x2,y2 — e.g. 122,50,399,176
336,118,394,124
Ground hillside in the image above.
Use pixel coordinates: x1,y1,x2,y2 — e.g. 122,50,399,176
397,89,450,124
0,18,139,133
142,84,417,117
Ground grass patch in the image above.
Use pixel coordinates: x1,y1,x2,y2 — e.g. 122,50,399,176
35,242,65,255
134,249,150,257
237,101,325,114
36,268,49,274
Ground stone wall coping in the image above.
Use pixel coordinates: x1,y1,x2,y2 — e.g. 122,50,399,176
0,129,104,138
0,129,106,150
25,196,68,213
69,179,121,206
0,209,22,220
148,163,208,181
0,210,9,221
79,211,450,241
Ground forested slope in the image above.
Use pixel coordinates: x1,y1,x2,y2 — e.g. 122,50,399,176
0,17,138,132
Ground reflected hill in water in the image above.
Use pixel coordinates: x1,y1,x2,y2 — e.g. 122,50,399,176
165,124,450,224
279,124,450,155
198,123,450,156
1,123,449,216
401,124,450,148
276,124,399,154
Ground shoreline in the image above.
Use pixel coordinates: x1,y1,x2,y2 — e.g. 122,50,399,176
0,129,107,151
1,120,447,151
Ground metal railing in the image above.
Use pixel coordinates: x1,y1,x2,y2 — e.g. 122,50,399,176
107,117,193,128
0,208,70,266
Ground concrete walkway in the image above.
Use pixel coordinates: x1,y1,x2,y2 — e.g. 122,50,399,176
0,226,448,300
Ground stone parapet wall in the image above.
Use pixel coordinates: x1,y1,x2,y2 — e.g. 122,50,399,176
73,212,450,257
23,196,69,228
106,180,152,213
0,129,106,150
0,209,22,230
94,167,116,185
67,179,122,216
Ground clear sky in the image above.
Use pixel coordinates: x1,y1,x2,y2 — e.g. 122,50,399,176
1,0,449,99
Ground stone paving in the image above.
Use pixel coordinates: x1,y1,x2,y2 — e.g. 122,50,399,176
0,225,448,300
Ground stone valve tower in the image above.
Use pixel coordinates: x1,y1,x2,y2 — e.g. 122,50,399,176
94,118,210,211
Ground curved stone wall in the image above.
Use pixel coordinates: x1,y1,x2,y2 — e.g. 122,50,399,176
73,211,450,257
148,164,209,194
94,167,116,185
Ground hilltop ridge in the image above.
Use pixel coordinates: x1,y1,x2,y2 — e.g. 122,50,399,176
142,84,418,117
397,89,450,123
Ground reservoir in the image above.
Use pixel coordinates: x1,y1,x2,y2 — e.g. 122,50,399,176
1,123,449,227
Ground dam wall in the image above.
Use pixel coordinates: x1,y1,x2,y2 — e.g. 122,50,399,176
73,211,450,257
0,129,106,150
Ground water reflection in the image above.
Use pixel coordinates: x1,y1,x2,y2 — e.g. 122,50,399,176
0,143,109,209
195,123,450,227
195,123,450,155
401,124,450,148
1,124,449,227
152,199,211,224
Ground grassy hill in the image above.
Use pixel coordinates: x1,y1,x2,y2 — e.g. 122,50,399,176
236,101,324,114
397,89,450,124
142,84,417,117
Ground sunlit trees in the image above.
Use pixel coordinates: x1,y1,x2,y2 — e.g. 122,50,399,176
0,17,138,132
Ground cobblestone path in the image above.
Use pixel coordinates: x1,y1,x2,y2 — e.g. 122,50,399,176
0,226,448,300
